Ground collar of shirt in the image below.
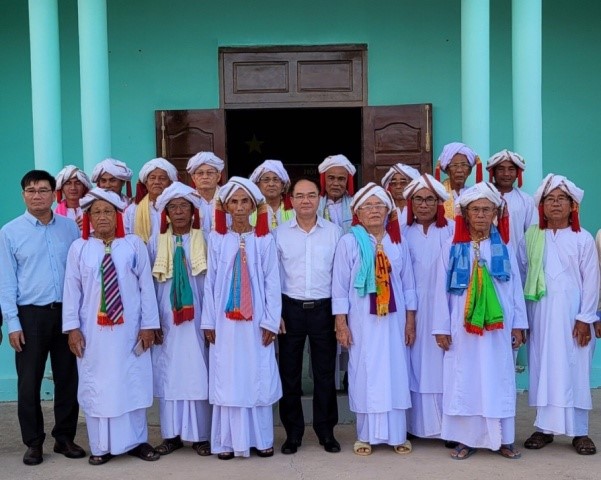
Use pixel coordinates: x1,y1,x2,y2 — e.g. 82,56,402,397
24,209,56,226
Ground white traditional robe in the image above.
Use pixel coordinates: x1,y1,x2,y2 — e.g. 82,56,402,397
403,221,455,438
200,231,282,457
502,188,537,250
198,191,232,237
62,235,160,455
432,238,528,450
332,232,417,446
519,227,599,436
148,233,210,442
123,201,161,240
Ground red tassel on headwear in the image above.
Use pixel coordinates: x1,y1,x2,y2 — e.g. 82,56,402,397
255,203,269,237
134,181,148,204
538,203,547,229
126,181,132,199
386,210,401,244
488,169,494,183
283,192,293,210
517,169,523,188
160,209,169,234
351,213,360,226
346,175,355,196
452,214,471,243
435,203,448,228
56,190,63,203
192,207,201,230
571,203,581,232
115,212,125,238
82,212,91,240
215,199,227,234
406,199,414,226
475,156,483,183
435,162,441,181
319,172,326,196
497,204,510,244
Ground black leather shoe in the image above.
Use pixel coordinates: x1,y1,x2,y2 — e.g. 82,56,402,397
281,438,302,454
53,439,86,459
23,445,43,466
319,436,341,453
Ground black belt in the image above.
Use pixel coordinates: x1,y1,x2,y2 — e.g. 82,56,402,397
283,295,330,310
30,302,63,310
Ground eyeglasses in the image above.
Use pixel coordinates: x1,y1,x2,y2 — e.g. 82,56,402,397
292,193,319,200
166,202,193,212
24,188,53,196
466,206,496,216
412,196,437,206
89,209,116,218
543,195,571,205
193,170,219,177
448,163,471,171
259,176,283,184
357,203,387,212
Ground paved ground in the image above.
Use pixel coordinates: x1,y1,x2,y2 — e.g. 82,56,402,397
1,391,599,480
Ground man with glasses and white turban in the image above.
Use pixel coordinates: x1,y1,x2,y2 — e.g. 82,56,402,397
432,182,527,460
401,174,454,444
186,151,227,236
55,165,93,231
201,177,281,460
63,188,160,465
519,174,599,456
124,158,179,243
381,163,420,228
249,159,295,230
91,158,134,205
148,182,211,457
332,182,416,456
435,142,482,220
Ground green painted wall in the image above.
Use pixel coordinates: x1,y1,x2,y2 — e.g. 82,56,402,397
1,0,601,398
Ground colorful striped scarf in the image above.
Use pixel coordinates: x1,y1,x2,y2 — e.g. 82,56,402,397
225,236,253,320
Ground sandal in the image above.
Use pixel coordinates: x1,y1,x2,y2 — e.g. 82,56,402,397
192,440,212,456
217,452,234,460
353,440,372,456
572,436,597,455
450,443,477,460
496,444,522,459
256,447,274,458
393,440,412,455
524,431,554,449
88,453,114,465
127,442,160,461
155,436,184,455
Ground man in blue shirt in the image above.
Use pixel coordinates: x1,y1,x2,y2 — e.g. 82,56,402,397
0,170,84,466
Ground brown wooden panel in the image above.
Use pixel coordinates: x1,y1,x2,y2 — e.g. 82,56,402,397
220,45,366,108
155,109,226,184
362,104,433,184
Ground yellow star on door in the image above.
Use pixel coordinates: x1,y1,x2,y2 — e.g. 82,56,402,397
245,134,264,154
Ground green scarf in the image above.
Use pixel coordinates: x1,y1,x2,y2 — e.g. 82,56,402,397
171,235,194,325
464,259,504,335
523,225,546,301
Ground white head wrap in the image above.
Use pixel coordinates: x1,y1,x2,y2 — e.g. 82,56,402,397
437,142,478,171
156,181,203,213
486,149,526,171
138,158,179,184
533,173,584,206
403,174,449,201
381,163,420,189
218,176,265,208
80,188,127,212
91,158,133,183
317,154,357,176
249,159,291,188
457,182,503,209
55,165,93,191
350,182,394,214
186,151,225,174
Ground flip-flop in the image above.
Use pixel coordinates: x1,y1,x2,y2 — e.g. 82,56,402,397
353,440,372,456
496,444,522,459
450,444,477,460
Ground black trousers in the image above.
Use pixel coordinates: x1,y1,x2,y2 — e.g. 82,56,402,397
16,305,79,447
278,295,338,440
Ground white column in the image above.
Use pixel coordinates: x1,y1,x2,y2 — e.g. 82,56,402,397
513,0,543,193
28,0,63,173
461,0,490,165
78,0,112,173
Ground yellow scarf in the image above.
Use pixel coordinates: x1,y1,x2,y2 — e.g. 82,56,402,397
134,194,152,243
152,225,207,282
375,243,392,316
442,178,456,220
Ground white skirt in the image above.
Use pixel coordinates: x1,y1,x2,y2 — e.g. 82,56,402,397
441,414,515,450
535,405,589,437
159,398,211,442
356,409,407,446
85,408,148,456
210,405,274,457
407,391,442,438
